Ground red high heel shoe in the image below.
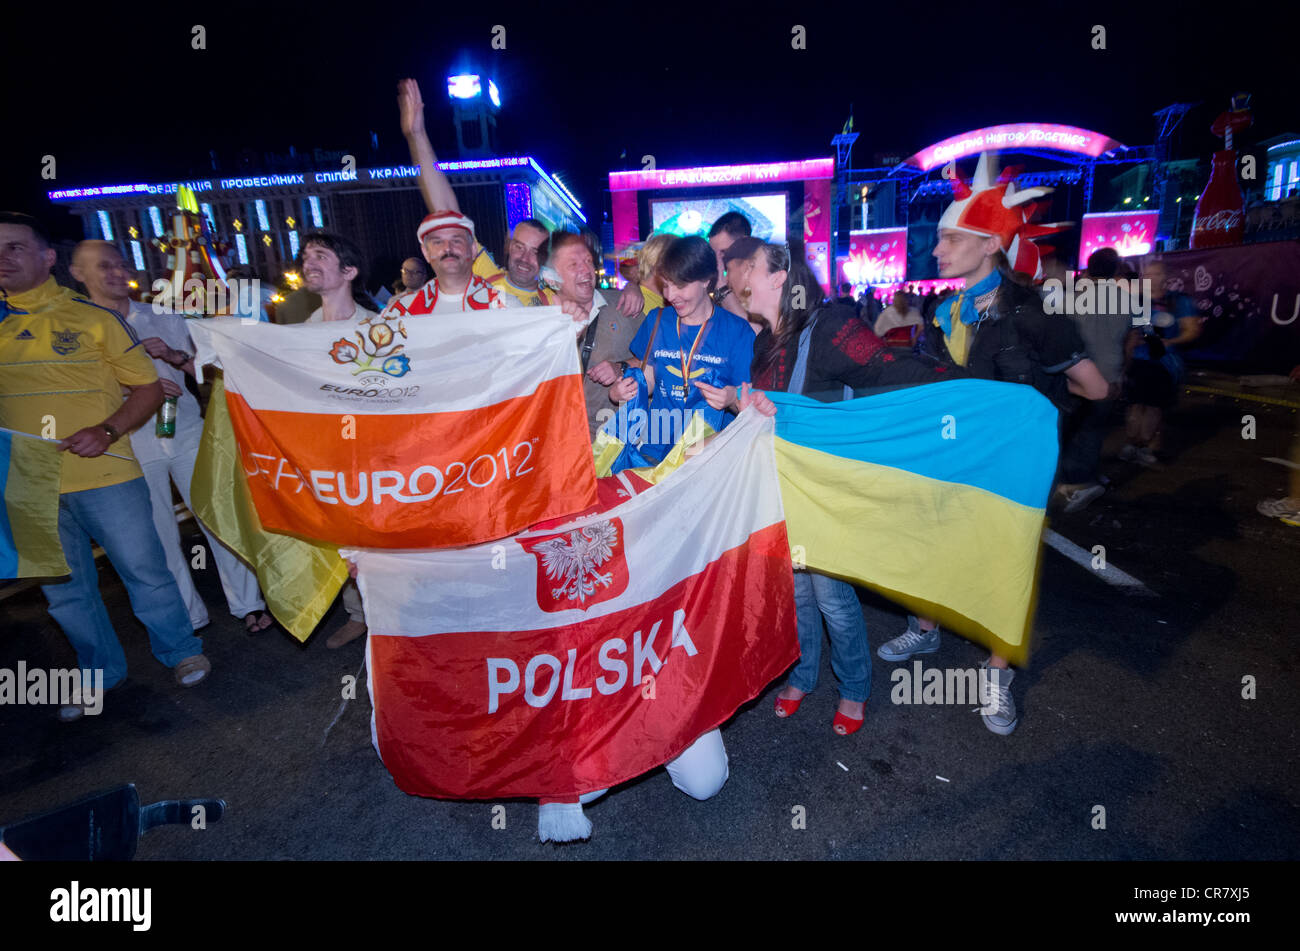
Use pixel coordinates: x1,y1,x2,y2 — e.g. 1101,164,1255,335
774,690,804,718
832,709,864,736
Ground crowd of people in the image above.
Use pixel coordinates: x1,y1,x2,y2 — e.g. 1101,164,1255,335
0,75,1242,843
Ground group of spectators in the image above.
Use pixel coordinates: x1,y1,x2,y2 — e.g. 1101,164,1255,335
0,74,1224,843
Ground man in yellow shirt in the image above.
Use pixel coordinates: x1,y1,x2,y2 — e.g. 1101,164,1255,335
472,217,556,307
0,213,210,715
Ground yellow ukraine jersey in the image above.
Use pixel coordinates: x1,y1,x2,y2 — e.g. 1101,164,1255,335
0,278,157,493
472,245,555,306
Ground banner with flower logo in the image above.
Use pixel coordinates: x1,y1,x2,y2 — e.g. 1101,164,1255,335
188,307,596,548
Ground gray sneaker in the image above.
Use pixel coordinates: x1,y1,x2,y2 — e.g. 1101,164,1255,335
1062,483,1105,513
980,665,1018,735
877,616,940,662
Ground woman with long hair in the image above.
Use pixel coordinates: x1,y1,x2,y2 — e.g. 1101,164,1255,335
741,243,958,734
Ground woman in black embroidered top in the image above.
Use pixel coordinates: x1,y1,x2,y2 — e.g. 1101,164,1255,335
741,244,956,736
747,246,957,400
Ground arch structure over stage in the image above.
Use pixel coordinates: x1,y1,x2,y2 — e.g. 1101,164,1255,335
905,122,1125,172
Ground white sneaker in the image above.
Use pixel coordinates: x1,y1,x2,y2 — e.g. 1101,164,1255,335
1257,497,1300,522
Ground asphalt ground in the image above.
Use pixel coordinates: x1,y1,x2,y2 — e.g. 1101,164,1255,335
1,372,1297,861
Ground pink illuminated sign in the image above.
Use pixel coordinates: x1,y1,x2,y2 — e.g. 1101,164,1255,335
908,123,1123,171
1078,211,1160,268
609,158,834,192
841,228,908,287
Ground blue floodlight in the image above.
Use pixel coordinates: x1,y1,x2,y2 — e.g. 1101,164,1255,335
447,74,481,100
488,80,501,108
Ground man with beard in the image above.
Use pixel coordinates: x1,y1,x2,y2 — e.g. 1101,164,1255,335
301,232,378,323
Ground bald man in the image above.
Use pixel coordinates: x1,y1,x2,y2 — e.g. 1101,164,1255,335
72,241,272,635
0,214,209,715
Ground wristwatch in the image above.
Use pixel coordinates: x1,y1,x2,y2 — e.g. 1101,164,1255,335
99,422,119,441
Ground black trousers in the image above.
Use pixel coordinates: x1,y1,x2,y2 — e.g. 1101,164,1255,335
1058,398,1117,484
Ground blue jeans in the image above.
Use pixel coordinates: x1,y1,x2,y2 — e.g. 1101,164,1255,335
788,570,870,703
40,477,203,688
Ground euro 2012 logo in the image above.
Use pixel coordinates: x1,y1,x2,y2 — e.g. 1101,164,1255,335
329,317,411,377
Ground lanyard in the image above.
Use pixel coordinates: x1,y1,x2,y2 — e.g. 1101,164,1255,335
676,308,714,387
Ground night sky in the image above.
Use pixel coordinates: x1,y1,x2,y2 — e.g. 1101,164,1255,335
6,0,1296,238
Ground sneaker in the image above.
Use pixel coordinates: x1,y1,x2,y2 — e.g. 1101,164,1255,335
326,619,367,649
1061,482,1105,514
58,701,90,723
1120,444,1159,467
980,665,1018,735
877,616,940,662
1257,496,1300,521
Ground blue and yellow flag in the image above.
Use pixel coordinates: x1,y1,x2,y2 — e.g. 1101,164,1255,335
0,429,69,578
769,379,1059,666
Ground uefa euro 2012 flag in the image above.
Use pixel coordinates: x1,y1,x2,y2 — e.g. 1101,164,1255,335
346,410,798,800
188,306,596,549
768,379,1060,667
0,429,68,579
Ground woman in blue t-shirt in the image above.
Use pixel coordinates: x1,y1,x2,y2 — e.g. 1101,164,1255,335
609,236,754,461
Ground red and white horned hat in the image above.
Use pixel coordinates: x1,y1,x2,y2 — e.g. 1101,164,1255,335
417,209,476,243
937,152,1068,279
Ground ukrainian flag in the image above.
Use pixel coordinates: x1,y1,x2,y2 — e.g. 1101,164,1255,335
769,379,1059,667
0,429,69,578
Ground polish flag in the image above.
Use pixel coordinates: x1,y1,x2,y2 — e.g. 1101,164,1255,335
348,410,798,800
188,307,596,549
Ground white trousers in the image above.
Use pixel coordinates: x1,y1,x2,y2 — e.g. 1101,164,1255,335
139,442,265,628
582,727,729,805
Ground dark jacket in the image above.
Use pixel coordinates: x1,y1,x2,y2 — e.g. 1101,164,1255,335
917,279,1088,409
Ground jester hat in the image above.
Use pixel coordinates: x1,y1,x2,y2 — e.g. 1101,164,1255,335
937,152,1068,279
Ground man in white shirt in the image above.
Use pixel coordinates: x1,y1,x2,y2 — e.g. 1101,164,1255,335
71,240,272,634
873,290,924,337
300,232,379,323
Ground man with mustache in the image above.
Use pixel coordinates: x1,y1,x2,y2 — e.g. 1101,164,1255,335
396,77,642,317
378,210,508,316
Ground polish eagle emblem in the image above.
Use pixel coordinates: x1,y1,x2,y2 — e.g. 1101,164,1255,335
520,518,629,612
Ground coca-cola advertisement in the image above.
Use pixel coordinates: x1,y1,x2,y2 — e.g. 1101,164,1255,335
1189,95,1253,250
1146,240,1300,372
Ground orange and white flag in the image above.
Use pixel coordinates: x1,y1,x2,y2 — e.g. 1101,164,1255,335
188,307,596,549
